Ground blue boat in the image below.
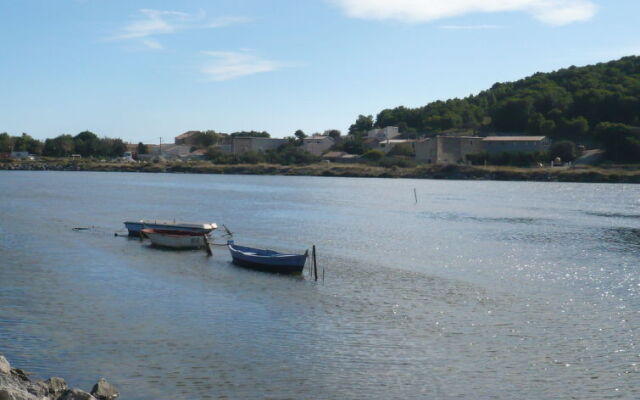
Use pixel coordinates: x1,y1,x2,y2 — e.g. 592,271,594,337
227,241,308,274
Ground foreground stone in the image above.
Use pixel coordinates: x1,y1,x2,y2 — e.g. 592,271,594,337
0,355,118,400
59,389,96,400
0,356,10,375
90,379,117,400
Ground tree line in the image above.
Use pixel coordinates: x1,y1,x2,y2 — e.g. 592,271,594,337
0,131,128,158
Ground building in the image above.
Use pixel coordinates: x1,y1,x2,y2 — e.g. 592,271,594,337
211,144,232,154
232,137,287,155
302,136,334,156
10,151,30,159
367,126,400,141
174,131,200,145
415,136,484,164
482,136,550,154
376,139,418,154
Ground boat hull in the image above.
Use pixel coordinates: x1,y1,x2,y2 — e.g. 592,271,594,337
143,229,207,250
230,256,306,274
125,220,216,236
228,242,307,274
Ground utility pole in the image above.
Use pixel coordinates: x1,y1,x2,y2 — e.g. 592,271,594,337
159,137,163,157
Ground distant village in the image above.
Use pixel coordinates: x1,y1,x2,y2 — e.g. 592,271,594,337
108,127,556,166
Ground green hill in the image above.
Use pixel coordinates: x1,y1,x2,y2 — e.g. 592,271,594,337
353,56,640,161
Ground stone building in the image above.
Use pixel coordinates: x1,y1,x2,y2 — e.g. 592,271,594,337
415,136,484,164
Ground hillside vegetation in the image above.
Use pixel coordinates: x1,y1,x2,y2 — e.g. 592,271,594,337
352,56,640,162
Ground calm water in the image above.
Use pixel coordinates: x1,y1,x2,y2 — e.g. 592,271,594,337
1,171,639,399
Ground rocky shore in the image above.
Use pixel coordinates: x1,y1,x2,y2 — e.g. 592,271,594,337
2,159,640,183
0,355,118,400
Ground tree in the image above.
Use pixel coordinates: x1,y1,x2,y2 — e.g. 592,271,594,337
137,142,148,154
348,115,373,136
13,133,43,154
73,131,100,157
294,129,307,140
266,141,319,165
491,98,534,132
0,133,12,153
558,117,589,141
362,149,384,161
324,129,341,139
595,123,640,163
549,140,577,161
43,135,75,156
108,138,127,157
191,131,220,147
343,137,364,155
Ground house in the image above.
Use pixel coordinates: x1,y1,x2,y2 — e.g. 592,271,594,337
174,131,200,145
367,126,400,141
376,139,417,154
415,136,484,164
482,136,551,154
302,136,334,156
232,137,287,154
10,151,30,159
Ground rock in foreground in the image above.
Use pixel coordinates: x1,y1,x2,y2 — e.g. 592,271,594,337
0,354,118,400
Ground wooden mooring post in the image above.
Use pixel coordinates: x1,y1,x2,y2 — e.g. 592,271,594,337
312,245,318,282
203,234,213,256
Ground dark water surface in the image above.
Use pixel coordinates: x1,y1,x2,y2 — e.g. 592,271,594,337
1,171,638,399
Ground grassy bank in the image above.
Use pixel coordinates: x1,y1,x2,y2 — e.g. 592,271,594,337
2,158,640,183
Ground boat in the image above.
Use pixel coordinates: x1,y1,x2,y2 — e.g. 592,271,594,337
142,228,208,250
227,240,308,274
124,220,217,236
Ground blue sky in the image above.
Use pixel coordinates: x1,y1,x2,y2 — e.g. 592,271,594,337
1,0,639,143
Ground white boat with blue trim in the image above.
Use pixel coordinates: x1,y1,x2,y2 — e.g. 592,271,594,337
124,220,217,236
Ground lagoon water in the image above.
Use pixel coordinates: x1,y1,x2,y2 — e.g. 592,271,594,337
1,171,639,399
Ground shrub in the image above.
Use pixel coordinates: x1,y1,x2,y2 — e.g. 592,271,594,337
363,149,384,161
549,140,577,162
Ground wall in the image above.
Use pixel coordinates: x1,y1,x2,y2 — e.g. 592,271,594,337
232,137,287,154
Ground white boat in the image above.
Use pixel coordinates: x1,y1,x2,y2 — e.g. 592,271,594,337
124,220,217,236
142,228,208,250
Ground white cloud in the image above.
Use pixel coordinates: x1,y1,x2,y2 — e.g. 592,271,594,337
440,24,503,30
110,9,251,49
331,0,597,25
141,39,163,49
201,51,285,81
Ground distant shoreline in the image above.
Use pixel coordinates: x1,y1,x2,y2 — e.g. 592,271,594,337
2,159,640,184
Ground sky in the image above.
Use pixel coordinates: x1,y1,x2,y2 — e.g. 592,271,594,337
1,0,639,143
